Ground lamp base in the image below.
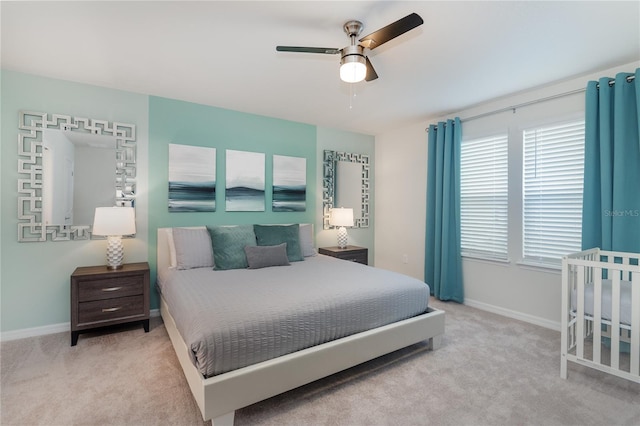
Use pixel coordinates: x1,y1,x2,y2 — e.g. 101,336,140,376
107,264,124,270
105,236,125,269
337,226,348,249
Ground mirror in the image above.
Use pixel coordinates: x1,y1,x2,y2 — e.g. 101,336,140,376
322,150,370,230
17,111,136,242
42,130,118,226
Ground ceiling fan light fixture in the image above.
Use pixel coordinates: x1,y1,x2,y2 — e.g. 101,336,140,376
276,13,423,84
340,45,366,83
340,59,366,83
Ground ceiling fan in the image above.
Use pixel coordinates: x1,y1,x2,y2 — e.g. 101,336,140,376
276,13,424,83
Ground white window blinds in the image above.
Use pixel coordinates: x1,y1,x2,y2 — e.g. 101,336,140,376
460,134,509,260
522,120,585,265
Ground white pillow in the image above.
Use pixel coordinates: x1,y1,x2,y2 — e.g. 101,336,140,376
299,223,317,257
171,227,214,270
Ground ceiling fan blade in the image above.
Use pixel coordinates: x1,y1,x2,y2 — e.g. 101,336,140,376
359,13,423,50
276,46,341,54
365,57,378,82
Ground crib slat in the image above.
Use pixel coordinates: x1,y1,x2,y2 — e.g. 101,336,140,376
593,268,602,365
622,256,630,282
560,258,571,379
631,271,639,376
610,273,621,371
576,266,585,360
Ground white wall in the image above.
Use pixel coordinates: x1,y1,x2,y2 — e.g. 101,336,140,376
374,120,427,279
375,61,640,330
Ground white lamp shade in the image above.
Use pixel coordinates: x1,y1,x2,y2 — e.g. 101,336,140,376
92,207,136,236
330,207,354,227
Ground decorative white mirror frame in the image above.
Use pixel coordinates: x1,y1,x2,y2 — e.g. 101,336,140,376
322,150,370,230
17,111,136,242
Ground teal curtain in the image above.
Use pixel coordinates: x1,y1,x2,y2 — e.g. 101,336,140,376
425,118,463,302
582,69,640,252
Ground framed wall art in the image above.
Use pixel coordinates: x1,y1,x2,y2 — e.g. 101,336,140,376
272,155,306,212
168,143,216,212
225,150,265,212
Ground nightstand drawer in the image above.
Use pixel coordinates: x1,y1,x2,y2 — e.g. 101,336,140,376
318,246,368,265
78,296,145,324
78,276,144,302
339,252,368,264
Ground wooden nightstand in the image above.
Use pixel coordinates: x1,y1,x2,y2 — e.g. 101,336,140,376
318,246,368,265
70,262,150,346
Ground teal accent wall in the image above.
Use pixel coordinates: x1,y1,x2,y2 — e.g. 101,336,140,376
147,96,317,308
0,71,371,335
0,71,149,332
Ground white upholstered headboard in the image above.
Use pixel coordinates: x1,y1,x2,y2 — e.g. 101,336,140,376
157,228,172,274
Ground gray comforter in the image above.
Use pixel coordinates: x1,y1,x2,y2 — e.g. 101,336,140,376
157,255,430,377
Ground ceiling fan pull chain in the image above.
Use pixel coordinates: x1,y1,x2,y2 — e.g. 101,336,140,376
349,84,358,110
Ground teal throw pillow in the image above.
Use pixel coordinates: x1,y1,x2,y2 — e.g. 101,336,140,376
253,224,304,262
208,225,257,270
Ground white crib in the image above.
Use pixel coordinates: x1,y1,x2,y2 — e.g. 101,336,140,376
561,248,640,383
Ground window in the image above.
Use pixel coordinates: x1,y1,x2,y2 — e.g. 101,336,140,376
460,134,509,261
522,120,585,265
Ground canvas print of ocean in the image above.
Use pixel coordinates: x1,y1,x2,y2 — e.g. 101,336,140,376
226,150,265,211
272,155,306,212
168,144,216,212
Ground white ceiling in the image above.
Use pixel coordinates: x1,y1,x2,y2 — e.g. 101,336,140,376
2,1,639,135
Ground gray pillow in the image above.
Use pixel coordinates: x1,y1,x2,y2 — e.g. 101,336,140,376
172,227,214,270
299,223,317,257
244,243,290,269
208,225,256,270
253,224,304,262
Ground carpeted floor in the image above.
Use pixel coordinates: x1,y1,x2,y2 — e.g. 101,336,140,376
1,299,638,426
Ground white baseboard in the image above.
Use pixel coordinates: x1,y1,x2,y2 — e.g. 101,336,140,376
464,298,561,332
1,309,161,342
2,304,558,341
1,322,70,342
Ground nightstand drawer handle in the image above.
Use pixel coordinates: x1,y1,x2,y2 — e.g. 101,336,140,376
102,307,122,313
101,287,123,292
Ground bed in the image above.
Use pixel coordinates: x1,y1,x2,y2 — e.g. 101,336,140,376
561,248,640,383
157,225,445,425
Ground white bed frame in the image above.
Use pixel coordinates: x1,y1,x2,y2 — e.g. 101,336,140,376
561,248,640,384
157,228,445,425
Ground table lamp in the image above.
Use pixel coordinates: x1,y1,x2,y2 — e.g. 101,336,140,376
329,207,354,249
92,207,136,269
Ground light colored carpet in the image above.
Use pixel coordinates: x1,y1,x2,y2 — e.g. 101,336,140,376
1,299,639,426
